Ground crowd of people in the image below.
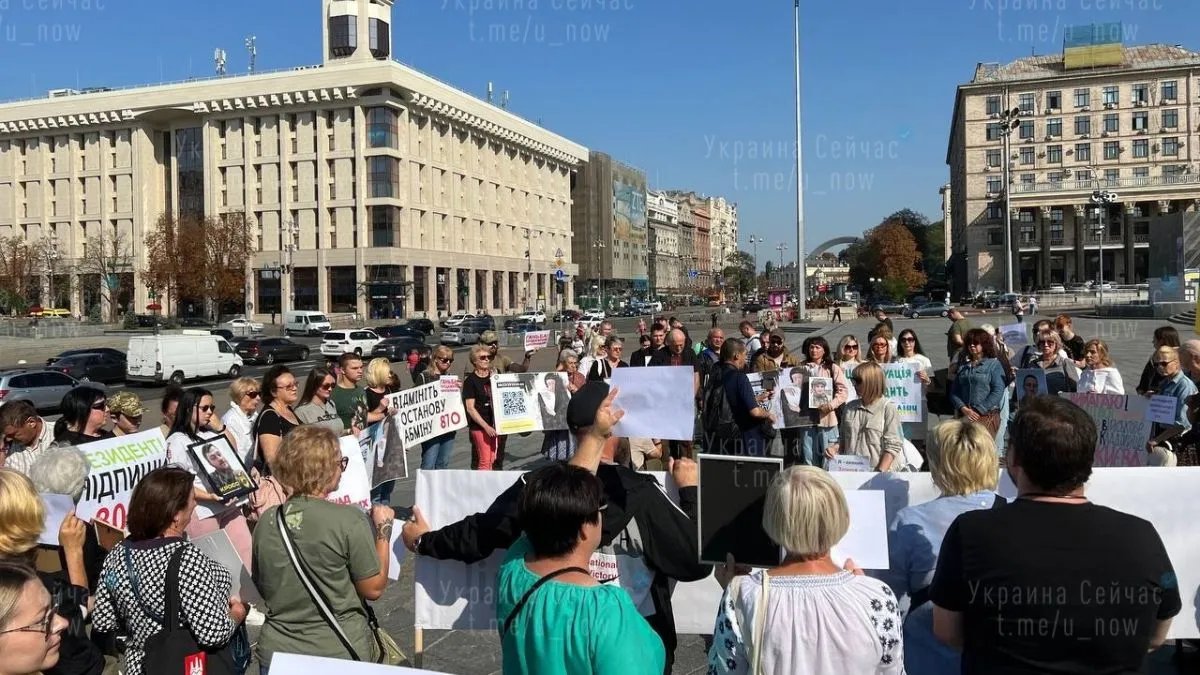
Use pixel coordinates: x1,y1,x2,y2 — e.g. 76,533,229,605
0,306,1193,674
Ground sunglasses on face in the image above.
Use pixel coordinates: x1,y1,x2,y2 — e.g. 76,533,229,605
90,401,107,411
1156,360,1176,367
483,341,498,347
1037,341,1053,347
245,390,261,399
198,405,216,413
872,342,888,349
436,357,454,364
844,344,859,351
478,355,493,361
318,382,334,390
900,336,916,342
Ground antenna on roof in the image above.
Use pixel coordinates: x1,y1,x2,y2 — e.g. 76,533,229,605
487,81,494,103
501,90,510,109
245,35,257,73
214,48,227,76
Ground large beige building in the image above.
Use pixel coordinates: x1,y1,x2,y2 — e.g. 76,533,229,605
0,0,588,320
947,43,1200,294
646,191,680,296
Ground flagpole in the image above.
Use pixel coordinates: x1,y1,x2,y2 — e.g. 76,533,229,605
793,0,808,321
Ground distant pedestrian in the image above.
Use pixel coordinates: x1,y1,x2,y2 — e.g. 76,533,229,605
831,304,843,322
1012,297,1026,324
711,311,719,329
637,316,646,336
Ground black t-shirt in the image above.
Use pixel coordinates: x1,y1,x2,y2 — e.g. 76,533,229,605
462,372,494,428
365,387,387,413
255,407,298,441
929,499,1181,674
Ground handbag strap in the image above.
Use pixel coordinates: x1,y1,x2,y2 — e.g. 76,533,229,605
125,543,187,630
276,506,361,661
751,572,769,675
501,566,590,637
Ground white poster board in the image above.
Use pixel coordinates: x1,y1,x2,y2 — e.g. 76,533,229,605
610,366,696,440
387,377,468,448
523,330,552,352
269,653,451,674
413,469,1200,639
492,372,570,435
329,436,372,511
190,529,262,604
881,363,924,424
75,429,168,529
38,494,76,546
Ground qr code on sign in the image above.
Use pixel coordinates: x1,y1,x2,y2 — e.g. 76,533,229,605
501,391,527,417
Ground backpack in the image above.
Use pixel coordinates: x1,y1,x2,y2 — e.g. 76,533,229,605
701,366,739,438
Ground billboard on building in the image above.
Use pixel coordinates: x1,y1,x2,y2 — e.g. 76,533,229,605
612,178,647,247
1063,23,1123,70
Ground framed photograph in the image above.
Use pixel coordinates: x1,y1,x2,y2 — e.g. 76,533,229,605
808,376,833,409
1015,368,1048,402
187,436,257,501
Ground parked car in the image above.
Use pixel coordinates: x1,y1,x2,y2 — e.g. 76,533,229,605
209,328,234,341
0,369,100,413
907,302,953,319
551,309,582,322
371,337,428,362
741,302,765,313
219,316,264,335
504,320,539,334
46,353,127,384
468,315,497,332
135,314,166,328
373,325,428,341
442,312,476,328
234,338,311,365
404,318,436,335
177,317,212,328
29,308,70,318
283,310,332,337
1047,283,1066,294
46,347,126,367
516,309,546,324
1065,283,1089,293
319,329,382,357
440,323,483,346
871,301,910,314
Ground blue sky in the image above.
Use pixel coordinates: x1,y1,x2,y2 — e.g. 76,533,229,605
0,0,1194,257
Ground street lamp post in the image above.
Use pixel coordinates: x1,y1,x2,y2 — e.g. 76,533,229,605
44,235,59,309
594,239,605,310
776,243,788,289
748,235,764,297
792,0,808,322
523,228,538,311
997,105,1024,295
1090,189,1118,307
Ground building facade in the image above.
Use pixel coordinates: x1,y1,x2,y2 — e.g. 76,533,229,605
677,202,696,292
664,191,738,291
0,0,588,320
570,151,648,304
947,43,1200,294
646,190,679,297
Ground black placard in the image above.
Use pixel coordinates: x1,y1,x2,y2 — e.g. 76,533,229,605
697,454,783,567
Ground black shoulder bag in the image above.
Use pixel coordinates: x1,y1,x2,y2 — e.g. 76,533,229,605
126,545,239,675
501,567,590,637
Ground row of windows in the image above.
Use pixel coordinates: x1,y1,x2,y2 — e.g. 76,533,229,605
986,110,1182,140
985,137,1183,168
984,165,1184,192
988,80,1182,116
984,203,1155,223
1,131,133,176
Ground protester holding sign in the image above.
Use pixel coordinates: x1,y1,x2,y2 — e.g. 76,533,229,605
879,420,1001,675
0,468,104,675
828,362,903,472
893,329,933,446
253,426,395,670
27,445,107,589
1077,339,1125,395
93,467,249,675
930,396,1181,673
1148,346,1197,453
222,378,262,468
1018,331,1079,396
0,401,55,477
708,466,903,674
949,329,1007,438
497,463,665,675
414,346,459,470
464,345,504,470
166,388,253,569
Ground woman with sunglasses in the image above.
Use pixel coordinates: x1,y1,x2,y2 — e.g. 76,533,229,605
296,367,347,436
463,345,502,470
223,377,262,469
0,563,71,675
415,347,458,470
866,328,895,365
52,387,114,446
498,463,664,674
254,365,302,474
1017,330,1079,397
894,329,933,447
166,388,254,569
0,469,100,675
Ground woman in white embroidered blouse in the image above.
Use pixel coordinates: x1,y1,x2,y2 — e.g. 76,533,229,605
707,466,903,675
1076,339,1125,395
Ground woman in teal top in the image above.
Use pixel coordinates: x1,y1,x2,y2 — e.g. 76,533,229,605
496,463,665,675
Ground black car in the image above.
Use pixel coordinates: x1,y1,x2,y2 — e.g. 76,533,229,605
234,338,310,365
135,314,166,328
459,316,496,334
210,328,234,340
372,337,428,362
177,316,212,328
46,353,126,384
373,325,428,341
404,318,436,335
504,320,539,334
46,347,126,367
742,302,765,313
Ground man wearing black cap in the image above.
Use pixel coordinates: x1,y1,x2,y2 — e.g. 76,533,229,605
400,382,709,672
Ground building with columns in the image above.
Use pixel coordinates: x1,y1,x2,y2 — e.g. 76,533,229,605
0,0,588,320
947,41,1200,294
646,191,679,297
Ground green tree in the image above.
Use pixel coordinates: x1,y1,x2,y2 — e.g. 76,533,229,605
721,250,756,297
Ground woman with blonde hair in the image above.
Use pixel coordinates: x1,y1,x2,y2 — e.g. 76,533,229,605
828,362,903,472
708,466,903,673
222,376,261,468
252,426,395,669
1077,339,1125,394
866,328,894,364
880,420,1002,674
1017,330,1079,396
363,358,399,504
463,344,501,470
0,563,70,675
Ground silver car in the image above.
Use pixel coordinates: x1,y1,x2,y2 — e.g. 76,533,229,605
0,369,103,413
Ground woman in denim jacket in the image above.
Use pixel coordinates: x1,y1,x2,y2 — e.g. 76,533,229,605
948,328,1007,436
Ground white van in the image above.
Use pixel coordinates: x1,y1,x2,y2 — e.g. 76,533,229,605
126,331,243,386
284,310,332,336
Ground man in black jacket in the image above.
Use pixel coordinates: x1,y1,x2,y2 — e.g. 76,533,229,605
401,383,710,672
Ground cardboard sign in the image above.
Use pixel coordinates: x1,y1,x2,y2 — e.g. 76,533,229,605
697,455,783,567
329,436,372,511
1148,394,1181,425
808,376,833,410
1060,393,1152,467
826,455,872,472
387,519,408,581
882,363,924,423
610,366,696,440
523,330,552,352
772,367,809,429
75,429,168,530
270,653,451,674
387,377,467,448
1000,323,1029,349
493,372,571,435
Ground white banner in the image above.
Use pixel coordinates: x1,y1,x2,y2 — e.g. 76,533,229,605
611,366,696,440
882,363,924,423
75,429,168,529
329,436,372,511
414,469,1200,639
387,377,467,448
1061,393,1152,467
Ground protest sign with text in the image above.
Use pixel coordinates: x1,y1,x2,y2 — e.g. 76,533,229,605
1060,393,1151,467
523,330,552,352
387,376,467,448
882,363,924,423
75,429,168,529
329,436,372,511
493,372,570,435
